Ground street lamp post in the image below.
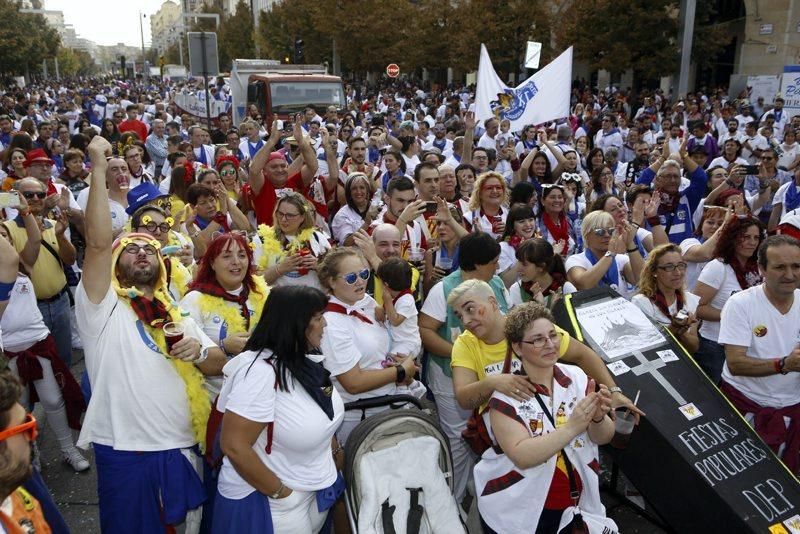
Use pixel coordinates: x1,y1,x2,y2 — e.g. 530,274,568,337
140,12,149,83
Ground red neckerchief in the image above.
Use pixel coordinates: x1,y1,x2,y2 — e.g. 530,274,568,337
542,212,570,255
730,257,762,290
506,235,523,250
391,289,413,305
128,294,171,329
190,281,253,329
656,190,681,214
652,288,684,321
325,302,373,324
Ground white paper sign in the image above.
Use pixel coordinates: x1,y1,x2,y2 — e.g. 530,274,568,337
657,349,679,363
525,41,542,69
608,360,631,376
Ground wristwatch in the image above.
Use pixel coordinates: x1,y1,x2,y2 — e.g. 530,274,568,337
604,250,616,259
394,362,406,384
194,345,209,365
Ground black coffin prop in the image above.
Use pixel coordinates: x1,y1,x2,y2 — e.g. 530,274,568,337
552,287,800,534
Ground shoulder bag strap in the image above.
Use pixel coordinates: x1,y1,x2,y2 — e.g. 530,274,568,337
533,392,581,505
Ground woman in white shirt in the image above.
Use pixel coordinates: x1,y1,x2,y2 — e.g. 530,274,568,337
317,248,417,444
331,172,375,245
632,244,700,354
464,172,509,240
498,205,538,287
777,128,800,171
213,285,344,534
693,216,765,383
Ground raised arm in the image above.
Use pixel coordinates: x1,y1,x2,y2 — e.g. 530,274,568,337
82,136,115,304
247,120,281,195
0,222,19,319
462,111,476,165
294,117,318,186
321,129,340,193
515,145,539,185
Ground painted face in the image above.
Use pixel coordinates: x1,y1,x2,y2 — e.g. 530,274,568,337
453,293,496,338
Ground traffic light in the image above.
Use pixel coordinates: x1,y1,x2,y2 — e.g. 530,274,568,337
284,56,290,64
294,38,304,64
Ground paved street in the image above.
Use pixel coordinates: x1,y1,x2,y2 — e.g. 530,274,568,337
35,353,668,533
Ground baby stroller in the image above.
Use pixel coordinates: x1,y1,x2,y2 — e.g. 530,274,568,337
343,395,465,534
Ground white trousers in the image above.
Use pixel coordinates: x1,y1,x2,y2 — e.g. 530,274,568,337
428,362,475,502
269,488,327,534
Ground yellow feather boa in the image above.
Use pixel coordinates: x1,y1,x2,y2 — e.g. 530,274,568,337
111,236,210,451
256,225,317,272
168,260,192,300
194,276,269,335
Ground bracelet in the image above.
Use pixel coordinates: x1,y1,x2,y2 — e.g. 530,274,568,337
591,417,605,424
779,356,788,375
270,481,285,499
646,216,661,227
626,247,639,254
773,358,783,374
609,386,623,394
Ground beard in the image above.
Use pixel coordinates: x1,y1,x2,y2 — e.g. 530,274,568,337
0,449,32,499
118,262,159,288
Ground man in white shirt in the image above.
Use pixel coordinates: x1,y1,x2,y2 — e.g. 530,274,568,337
718,235,800,474
76,135,226,534
742,121,769,165
718,118,746,147
477,118,500,150
423,121,453,158
594,114,623,152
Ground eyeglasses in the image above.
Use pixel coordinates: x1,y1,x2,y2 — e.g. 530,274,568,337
140,222,170,234
123,243,158,256
339,268,370,285
0,413,38,443
659,173,682,181
276,211,301,220
761,157,775,161
600,171,614,177
521,332,562,349
656,262,687,272
125,152,142,160
21,191,47,200
592,227,615,237
220,169,237,176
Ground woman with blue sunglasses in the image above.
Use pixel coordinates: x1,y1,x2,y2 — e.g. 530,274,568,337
318,248,417,444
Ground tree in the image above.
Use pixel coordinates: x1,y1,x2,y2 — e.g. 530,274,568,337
0,0,60,75
558,0,730,90
217,0,256,69
56,47,79,77
257,0,331,65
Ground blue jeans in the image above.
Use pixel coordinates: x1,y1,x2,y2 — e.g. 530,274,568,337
695,334,726,384
37,290,72,367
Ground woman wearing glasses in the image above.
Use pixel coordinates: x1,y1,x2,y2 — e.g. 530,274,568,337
565,210,643,300
318,248,417,443
465,172,509,240
632,244,700,354
693,217,765,383
0,221,88,472
588,164,619,202
257,193,330,290
537,183,578,258
475,303,615,534
216,155,243,203
122,144,154,189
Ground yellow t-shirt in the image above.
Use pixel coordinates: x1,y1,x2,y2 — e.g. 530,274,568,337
451,325,570,382
3,219,67,299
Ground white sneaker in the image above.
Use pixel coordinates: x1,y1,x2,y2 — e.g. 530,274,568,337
62,447,90,472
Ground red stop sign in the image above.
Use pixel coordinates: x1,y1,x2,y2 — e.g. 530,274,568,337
386,63,400,78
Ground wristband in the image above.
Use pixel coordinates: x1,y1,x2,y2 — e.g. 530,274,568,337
270,481,285,500
773,358,783,374
591,417,605,424
626,247,639,254
779,356,789,375
0,281,13,302
646,216,661,227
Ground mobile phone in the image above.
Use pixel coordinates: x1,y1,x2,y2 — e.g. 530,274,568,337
674,309,689,324
743,165,759,175
425,201,438,215
0,192,19,209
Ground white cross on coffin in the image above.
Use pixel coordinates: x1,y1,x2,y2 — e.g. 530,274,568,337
627,350,687,406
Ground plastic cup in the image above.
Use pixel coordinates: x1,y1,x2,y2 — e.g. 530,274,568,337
163,322,185,352
610,408,636,450
297,247,311,276
408,247,424,264
436,256,453,271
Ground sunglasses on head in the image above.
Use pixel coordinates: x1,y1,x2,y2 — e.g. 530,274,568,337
592,227,615,237
22,191,47,200
339,268,370,285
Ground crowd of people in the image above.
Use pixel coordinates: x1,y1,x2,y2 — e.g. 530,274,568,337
0,75,797,533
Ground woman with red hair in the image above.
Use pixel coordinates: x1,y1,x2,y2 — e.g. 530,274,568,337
180,233,269,397
693,216,765,384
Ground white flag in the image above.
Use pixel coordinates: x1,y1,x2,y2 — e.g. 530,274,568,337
475,45,573,130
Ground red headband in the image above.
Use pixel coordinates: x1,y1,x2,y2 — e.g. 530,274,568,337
215,155,240,170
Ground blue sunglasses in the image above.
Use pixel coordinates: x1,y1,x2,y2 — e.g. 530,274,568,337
340,268,370,285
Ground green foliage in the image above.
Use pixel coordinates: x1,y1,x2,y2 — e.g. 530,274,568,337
217,0,256,70
0,0,61,75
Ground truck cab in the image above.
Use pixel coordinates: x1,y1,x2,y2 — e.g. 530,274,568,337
229,59,345,128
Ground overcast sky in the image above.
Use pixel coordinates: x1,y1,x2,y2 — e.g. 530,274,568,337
44,0,168,47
